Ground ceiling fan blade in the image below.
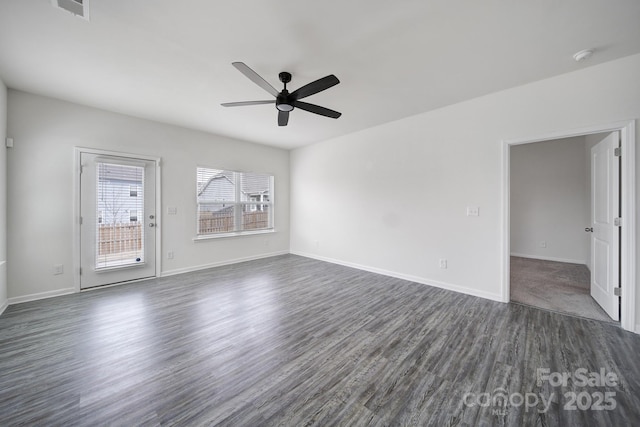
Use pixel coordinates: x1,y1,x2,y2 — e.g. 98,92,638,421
293,101,341,119
278,110,289,126
290,75,340,100
232,62,279,97
221,100,275,107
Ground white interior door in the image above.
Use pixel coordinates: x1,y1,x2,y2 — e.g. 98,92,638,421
590,132,620,321
80,153,157,289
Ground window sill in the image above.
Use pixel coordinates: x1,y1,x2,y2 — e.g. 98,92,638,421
193,228,275,241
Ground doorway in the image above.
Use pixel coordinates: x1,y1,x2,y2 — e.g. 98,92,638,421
501,121,636,332
509,134,614,321
75,149,160,290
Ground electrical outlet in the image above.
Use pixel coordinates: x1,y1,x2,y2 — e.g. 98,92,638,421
167,251,174,259
439,259,448,269
466,206,480,217
540,241,547,248
53,264,64,275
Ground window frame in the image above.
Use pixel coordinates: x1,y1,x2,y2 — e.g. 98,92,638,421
195,166,275,240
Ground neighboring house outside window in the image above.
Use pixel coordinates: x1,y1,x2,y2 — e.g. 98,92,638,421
97,163,143,225
196,167,274,236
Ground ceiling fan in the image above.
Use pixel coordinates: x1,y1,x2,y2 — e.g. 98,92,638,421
221,62,341,126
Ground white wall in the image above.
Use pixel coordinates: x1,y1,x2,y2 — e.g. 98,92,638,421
510,137,590,264
0,77,7,314
290,53,640,309
6,91,289,301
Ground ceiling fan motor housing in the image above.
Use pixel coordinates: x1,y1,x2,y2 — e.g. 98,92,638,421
276,72,294,111
276,89,294,112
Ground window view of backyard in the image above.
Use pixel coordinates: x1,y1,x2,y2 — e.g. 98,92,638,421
197,167,273,236
96,162,145,268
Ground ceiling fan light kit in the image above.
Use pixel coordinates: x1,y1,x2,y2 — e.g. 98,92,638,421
222,62,341,127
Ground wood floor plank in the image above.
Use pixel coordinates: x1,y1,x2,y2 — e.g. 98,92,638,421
1,254,639,426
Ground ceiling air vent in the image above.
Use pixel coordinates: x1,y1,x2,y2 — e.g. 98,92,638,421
51,0,90,21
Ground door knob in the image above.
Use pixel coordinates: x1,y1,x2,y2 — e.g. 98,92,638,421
585,227,593,232
149,223,156,228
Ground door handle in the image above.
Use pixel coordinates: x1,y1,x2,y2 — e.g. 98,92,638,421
149,223,156,228
585,227,593,232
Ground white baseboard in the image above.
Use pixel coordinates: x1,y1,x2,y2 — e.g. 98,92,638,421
0,261,6,315
4,250,506,310
4,252,288,306
8,287,76,305
510,253,586,265
291,251,503,302
162,250,289,277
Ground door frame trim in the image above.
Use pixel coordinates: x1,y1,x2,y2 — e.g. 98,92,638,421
501,120,636,332
73,147,162,292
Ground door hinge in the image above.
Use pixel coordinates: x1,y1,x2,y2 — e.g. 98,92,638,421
614,287,621,297
614,147,621,157
614,217,622,227
79,216,83,225
80,165,84,174
79,267,82,275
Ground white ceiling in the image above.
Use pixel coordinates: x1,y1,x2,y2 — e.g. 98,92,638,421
1,1,639,149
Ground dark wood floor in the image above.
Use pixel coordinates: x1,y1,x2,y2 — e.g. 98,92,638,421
1,255,639,426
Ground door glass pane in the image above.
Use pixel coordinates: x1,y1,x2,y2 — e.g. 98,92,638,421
95,162,145,269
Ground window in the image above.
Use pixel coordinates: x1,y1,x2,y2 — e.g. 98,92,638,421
196,167,274,237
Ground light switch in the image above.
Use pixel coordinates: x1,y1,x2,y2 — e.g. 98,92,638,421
466,206,480,216
167,206,177,215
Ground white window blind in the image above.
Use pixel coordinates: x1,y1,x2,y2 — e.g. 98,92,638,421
196,167,274,236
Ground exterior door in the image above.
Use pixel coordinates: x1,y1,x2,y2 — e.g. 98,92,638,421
590,132,620,321
80,153,157,289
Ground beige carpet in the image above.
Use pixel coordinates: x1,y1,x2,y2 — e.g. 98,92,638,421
510,256,615,323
